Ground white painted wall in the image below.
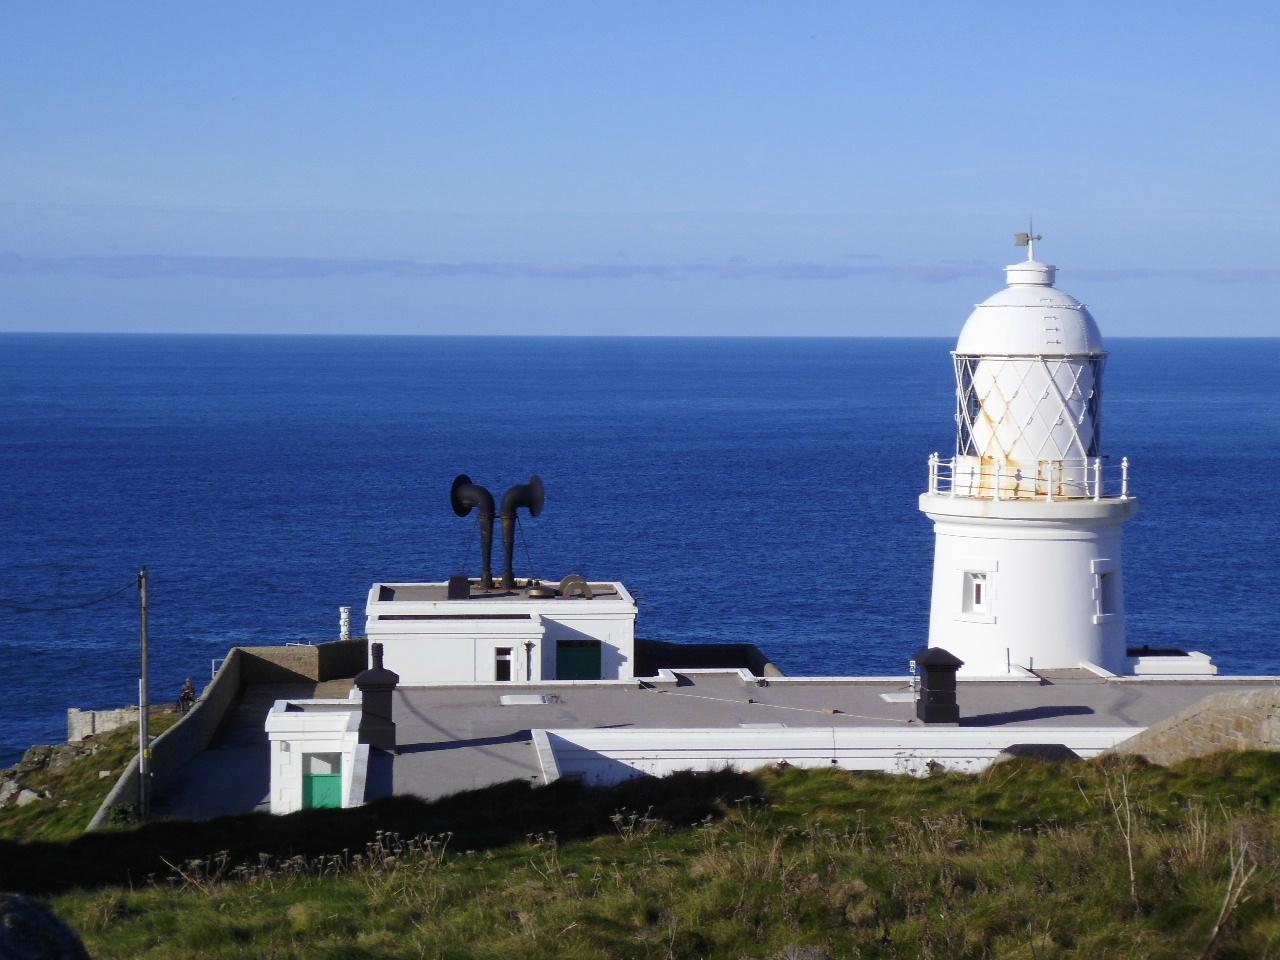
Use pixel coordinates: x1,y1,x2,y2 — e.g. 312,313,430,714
265,700,364,814
371,618,545,684
535,725,1141,785
365,581,637,684
920,494,1137,675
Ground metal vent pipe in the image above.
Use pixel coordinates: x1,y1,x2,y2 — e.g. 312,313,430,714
450,474,495,589
500,475,544,589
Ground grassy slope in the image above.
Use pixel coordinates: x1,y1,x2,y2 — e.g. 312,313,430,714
38,753,1280,959
0,713,176,842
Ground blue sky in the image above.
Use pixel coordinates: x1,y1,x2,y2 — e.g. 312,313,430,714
2,3,1278,335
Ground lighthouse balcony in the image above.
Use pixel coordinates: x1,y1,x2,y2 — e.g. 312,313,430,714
926,453,1131,503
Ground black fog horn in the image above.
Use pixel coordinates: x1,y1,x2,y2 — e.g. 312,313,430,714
500,475,544,589
450,474,496,590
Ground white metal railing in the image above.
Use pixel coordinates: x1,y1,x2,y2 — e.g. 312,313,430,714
927,454,1131,502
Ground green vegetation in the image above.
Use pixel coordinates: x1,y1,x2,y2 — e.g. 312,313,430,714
17,752,1280,958
0,711,175,843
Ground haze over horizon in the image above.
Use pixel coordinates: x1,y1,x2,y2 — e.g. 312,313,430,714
3,3,1278,337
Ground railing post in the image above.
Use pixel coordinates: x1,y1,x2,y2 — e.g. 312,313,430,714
1047,461,1055,502
928,452,938,494
1093,457,1101,501
993,462,1002,501
1121,456,1130,500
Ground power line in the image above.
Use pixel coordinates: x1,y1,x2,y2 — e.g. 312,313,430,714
0,579,136,614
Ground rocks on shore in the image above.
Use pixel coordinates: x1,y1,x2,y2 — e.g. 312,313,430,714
0,741,101,811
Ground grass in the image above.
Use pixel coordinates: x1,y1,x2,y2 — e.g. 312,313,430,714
0,710,176,843
17,752,1280,958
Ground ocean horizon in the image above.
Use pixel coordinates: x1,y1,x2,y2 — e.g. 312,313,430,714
2,333,1278,765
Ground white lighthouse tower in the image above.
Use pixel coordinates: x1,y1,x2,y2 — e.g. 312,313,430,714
919,234,1138,676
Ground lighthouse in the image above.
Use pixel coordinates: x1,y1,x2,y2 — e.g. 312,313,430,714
919,235,1138,676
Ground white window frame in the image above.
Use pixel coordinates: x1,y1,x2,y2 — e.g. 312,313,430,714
1091,558,1122,625
956,557,997,624
494,646,514,682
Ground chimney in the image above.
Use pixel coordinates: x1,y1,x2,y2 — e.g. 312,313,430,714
913,646,964,724
355,642,400,753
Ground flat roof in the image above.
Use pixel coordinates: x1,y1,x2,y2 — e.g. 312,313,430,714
387,671,1280,800
374,581,623,603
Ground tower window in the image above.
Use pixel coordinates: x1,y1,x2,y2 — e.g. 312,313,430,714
1098,572,1119,615
963,572,989,614
1090,558,1122,624
494,647,513,682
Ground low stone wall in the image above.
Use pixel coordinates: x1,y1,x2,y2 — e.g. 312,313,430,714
237,640,368,684
1106,689,1280,766
67,707,137,743
87,638,367,829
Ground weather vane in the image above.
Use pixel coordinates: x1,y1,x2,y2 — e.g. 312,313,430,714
1014,218,1041,259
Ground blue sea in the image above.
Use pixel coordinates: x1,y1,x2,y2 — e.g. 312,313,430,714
2,335,1278,766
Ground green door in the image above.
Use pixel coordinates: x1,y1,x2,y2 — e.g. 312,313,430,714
302,752,343,809
303,773,343,809
556,639,601,680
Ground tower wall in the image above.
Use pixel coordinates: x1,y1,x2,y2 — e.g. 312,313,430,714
920,495,1136,675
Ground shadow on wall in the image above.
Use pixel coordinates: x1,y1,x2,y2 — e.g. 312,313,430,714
1,768,758,896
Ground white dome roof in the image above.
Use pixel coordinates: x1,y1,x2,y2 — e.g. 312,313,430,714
955,258,1105,357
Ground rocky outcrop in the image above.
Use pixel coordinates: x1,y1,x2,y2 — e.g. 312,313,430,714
0,742,101,810
0,893,90,959
1105,688,1280,766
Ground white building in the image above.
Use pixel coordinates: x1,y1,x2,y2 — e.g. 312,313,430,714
264,694,366,814
919,239,1212,677
364,578,638,684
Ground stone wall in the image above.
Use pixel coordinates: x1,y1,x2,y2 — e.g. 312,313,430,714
67,707,137,743
1106,688,1280,766
237,640,368,684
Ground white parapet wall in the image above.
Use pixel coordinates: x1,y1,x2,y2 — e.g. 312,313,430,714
534,725,1143,784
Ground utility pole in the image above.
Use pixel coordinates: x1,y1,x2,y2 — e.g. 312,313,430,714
138,568,150,820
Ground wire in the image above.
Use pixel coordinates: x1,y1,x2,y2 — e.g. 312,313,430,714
516,515,537,581
0,579,136,614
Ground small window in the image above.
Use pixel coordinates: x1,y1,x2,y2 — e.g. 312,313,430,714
304,752,341,776
963,572,988,614
1098,572,1119,615
494,647,513,682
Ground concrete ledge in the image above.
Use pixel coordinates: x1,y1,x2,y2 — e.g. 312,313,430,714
540,725,1143,784
532,729,561,784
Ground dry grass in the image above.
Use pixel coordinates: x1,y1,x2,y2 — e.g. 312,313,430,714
32,751,1280,958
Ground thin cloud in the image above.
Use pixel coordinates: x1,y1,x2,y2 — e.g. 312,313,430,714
0,251,988,283
1072,266,1280,284
2,252,1275,284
